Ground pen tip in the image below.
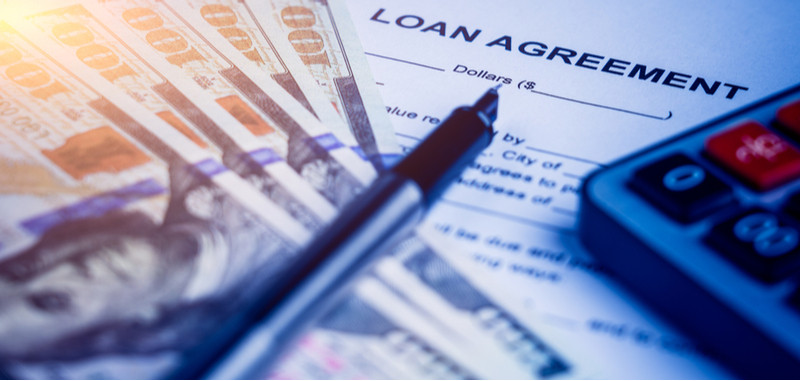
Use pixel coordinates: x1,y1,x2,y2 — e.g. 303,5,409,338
492,84,502,91
473,86,500,123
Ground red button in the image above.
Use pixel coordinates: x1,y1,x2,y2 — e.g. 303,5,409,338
777,100,800,134
705,121,800,190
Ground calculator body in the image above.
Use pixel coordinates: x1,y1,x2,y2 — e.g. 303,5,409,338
579,83,800,378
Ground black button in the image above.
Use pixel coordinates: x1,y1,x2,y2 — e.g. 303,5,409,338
707,208,800,282
783,191,800,221
630,153,734,222
787,289,800,312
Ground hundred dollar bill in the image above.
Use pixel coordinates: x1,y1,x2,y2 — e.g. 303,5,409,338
376,229,576,379
0,27,168,259
22,1,374,208
15,1,350,214
12,4,336,232
171,0,366,161
97,0,374,193
246,0,402,169
218,260,539,379
252,277,478,379
0,20,312,379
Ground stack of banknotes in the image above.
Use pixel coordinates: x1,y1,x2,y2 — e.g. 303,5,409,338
0,0,574,378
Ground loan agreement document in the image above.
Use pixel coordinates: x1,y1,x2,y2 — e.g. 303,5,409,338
345,0,800,377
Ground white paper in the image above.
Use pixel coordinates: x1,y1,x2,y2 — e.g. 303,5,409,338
345,0,800,377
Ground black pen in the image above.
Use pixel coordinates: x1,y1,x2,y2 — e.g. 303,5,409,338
178,85,500,379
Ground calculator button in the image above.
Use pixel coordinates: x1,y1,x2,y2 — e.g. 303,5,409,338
630,153,733,222
707,208,800,282
705,121,800,190
776,100,800,134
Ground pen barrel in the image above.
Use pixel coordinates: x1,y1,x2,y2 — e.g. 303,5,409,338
206,173,425,379
394,107,493,206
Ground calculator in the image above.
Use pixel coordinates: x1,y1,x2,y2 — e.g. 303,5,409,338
578,83,800,378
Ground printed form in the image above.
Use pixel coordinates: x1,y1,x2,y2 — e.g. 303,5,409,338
345,0,800,378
